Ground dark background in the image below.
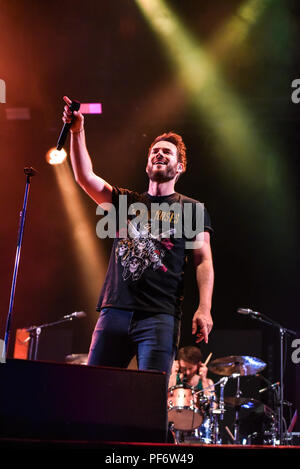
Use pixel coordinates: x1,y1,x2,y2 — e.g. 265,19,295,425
1,0,299,427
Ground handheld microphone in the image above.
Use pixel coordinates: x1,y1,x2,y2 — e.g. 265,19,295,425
57,99,81,150
63,311,86,320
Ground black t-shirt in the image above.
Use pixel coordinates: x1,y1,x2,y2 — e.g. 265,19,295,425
96,187,213,318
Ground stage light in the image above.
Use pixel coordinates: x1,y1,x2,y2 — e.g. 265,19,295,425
51,160,106,310
135,0,295,251
46,147,67,165
134,0,289,191
5,107,31,120
135,0,261,177
80,103,102,114
209,0,273,58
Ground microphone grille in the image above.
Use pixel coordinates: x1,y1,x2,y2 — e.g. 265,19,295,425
75,311,86,318
237,308,251,315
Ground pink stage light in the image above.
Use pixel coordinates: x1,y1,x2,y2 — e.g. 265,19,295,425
80,103,102,114
5,107,31,120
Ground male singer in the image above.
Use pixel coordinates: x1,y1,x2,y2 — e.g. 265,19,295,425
62,96,214,379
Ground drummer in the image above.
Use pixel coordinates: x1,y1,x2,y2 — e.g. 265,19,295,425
169,346,215,397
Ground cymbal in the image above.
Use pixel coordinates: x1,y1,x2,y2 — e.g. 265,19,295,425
208,355,266,376
65,353,88,365
224,397,261,408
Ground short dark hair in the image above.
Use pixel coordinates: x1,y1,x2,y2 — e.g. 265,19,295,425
177,346,202,364
148,132,187,174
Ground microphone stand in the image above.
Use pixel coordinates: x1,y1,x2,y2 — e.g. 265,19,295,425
239,309,296,445
2,167,36,362
26,313,85,361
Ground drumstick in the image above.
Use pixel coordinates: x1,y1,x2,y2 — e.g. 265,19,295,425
198,353,212,382
225,426,235,442
204,352,212,366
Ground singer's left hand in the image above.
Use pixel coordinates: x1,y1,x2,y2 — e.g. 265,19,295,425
192,307,213,344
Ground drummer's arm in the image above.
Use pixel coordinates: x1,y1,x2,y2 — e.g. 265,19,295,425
168,371,177,388
199,363,214,396
168,360,179,388
202,378,215,397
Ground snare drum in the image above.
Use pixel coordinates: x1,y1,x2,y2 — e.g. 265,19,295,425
167,385,203,430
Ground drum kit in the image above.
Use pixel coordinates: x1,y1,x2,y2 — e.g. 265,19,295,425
167,355,280,445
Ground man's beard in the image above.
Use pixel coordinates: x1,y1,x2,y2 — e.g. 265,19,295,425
147,163,177,183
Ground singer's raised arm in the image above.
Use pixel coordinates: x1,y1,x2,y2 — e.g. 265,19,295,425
62,96,112,207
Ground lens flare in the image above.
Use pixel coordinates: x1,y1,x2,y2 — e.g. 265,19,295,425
46,147,67,165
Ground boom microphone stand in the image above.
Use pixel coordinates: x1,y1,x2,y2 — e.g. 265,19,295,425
26,311,86,360
2,167,36,361
237,307,296,445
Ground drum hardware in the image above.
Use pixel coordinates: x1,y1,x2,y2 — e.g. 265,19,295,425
218,376,227,421
257,375,295,445
169,371,279,446
181,377,229,445
208,356,268,444
201,375,227,443
238,402,278,446
65,353,88,365
171,405,215,444
224,397,261,409
209,399,222,444
225,425,235,443
168,380,219,444
173,415,214,445
236,307,296,444
222,373,262,444
232,372,242,444
170,350,296,445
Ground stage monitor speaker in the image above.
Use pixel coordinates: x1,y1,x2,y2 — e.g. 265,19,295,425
0,359,167,443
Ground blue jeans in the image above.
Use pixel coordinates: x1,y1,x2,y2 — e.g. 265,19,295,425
87,308,180,379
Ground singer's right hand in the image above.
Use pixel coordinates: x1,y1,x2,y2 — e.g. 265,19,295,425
62,96,84,133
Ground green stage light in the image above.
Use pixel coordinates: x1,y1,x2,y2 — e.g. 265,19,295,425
209,0,273,58
135,0,273,185
135,0,296,251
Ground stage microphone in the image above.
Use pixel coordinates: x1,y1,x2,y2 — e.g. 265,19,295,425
63,311,86,320
259,381,280,394
237,308,260,316
57,99,81,150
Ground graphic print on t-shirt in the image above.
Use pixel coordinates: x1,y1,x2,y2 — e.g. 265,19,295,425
115,219,175,282
96,188,213,316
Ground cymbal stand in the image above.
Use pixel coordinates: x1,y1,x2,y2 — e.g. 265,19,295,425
209,396,219,444
219,376,228,420
211,376,228,443
233,373,242,444
200,377,228,444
